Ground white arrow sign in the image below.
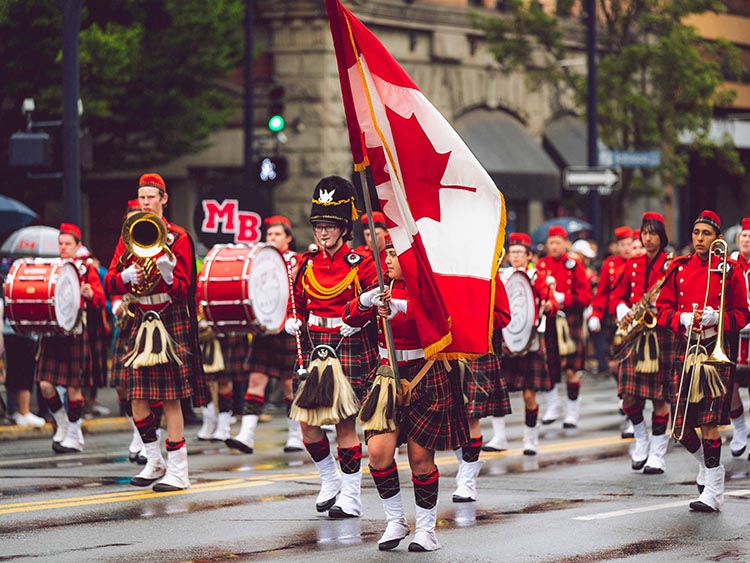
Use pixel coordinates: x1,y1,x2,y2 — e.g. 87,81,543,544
563,166,620,190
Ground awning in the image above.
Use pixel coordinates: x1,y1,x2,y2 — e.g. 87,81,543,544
543,114,609,167
454,109,560,200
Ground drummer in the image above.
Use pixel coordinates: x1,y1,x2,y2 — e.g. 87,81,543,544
225,215,303,454
37,223,105,453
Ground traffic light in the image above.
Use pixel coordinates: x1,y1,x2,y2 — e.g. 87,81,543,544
255,156,288,186
267,84,285,133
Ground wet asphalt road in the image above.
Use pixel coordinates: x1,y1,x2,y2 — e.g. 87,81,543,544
1,376,749,563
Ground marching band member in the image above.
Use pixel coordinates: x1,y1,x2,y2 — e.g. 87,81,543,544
343,233,469,551
656,210,750,511
631,230,645,257
284,176,378,518
537,226,593,428
105,173,208,492
451,274,511,502
728,217,750,458
354,211,388,266
495,232,557,456
37,223,105,453
226,215,303,453
610,213,673,473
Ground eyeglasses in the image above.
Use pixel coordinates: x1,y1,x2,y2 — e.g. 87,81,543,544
313,224,340,233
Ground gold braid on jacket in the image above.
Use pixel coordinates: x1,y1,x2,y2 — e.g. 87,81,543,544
301,262,361,300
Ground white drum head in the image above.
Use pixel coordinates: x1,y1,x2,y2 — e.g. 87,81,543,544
54,262,81,332
502,270,536,354
248,245,290,334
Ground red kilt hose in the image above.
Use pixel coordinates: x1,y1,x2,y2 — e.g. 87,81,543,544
36,331,93,388
616,327,674,401
366,359,470,452
657,253,750,431
504,338,553,393
463,353,511,419
245,332,297,380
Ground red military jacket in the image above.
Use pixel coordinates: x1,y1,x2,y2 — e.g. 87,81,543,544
77,259,106,310
731,251,750,294
493,274,512,330
610,251,670,313
656,253,750,334
536,253,592,310
104,219,193,305
590,254,626,320
293,244,377,335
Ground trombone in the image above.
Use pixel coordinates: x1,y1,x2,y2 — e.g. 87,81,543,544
671,238,733,440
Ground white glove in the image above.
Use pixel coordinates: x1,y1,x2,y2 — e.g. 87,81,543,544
120,264,138,286
359,287,380,308
339,322,361,337
389,298,407,316
701,306,719,327
588,316,601,332
284,317,302,336
680,312,694,329
616,303,632,323
156,254,177,285
112,299,123,317
554,291,565,306
198,319,210,330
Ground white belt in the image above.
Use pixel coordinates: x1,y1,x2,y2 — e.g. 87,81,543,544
308,313,344,329
378,346,424,362
137,293,172,305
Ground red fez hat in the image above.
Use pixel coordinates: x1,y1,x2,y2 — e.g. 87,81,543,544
547,225,568,239
138,173,166,192
384,232,394,250
632,229,641,240
642,211,665,224
59,223,81,241
127,199,140,212
509,232,532,248
694,209,721,233
361,211,387,229
742,218,750,231
614,226,633,240
264,215,292,229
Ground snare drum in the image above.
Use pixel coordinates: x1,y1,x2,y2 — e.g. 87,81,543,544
737,325,750,369
3,259,82,336
198,243,289,335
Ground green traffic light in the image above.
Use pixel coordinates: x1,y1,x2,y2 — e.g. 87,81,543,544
268,114,285,133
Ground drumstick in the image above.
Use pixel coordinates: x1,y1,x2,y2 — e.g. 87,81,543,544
285,257,308,381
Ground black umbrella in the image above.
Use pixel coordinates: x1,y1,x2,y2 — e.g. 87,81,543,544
0,195,38,236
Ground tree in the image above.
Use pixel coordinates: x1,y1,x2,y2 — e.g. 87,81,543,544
472,0,745,224
0,0,244,172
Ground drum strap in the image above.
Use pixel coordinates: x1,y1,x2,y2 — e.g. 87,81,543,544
302,262,361,300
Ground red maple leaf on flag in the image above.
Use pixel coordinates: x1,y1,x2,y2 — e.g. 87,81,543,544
387,106,476,223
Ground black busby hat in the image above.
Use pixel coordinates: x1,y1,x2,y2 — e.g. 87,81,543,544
310,176,359,226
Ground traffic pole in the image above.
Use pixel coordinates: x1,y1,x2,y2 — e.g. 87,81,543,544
586,0,600,247
61,0,81,226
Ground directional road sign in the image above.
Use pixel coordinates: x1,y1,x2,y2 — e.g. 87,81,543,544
563,166,620,192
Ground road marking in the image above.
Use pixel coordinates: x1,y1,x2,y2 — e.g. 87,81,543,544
0,435,629,516
574,490,750,520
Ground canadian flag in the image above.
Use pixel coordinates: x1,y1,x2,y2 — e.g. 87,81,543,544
326,0,506,357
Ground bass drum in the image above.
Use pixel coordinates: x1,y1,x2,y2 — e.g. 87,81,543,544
3,259,82,336
501,270,537,356
198,243,290,335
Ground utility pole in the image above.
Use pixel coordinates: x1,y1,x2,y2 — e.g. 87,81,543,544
585,0,600,245
61,0,81,225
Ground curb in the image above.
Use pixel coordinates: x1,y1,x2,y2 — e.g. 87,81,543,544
0,416,132,442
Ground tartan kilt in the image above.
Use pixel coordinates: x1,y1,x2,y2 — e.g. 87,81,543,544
36,330,93,388
124,302,208,405
301,329,378,403
670,333,734,431
544,320,562,384
245,332,297,380
109,319,136,389
207,334,250,381
504,337,553,392
616,327,674,401
365,359,470,452
561,310,586,372
463,354,512,419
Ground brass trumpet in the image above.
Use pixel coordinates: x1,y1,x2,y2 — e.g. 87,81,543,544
671,238,732,440
116,211,174,296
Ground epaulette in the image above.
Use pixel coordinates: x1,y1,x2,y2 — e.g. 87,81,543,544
344,251,365,268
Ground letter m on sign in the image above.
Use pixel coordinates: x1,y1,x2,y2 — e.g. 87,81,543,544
201,199,238,233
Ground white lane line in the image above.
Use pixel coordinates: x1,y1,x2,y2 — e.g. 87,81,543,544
575,489,750,520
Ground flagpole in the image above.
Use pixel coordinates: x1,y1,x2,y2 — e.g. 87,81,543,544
358,168,400,387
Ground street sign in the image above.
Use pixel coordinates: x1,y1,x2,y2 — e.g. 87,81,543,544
563,166,620,192
598,149,661,168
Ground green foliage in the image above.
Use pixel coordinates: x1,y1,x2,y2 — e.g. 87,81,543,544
0,0,244,171
472,0,746,215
